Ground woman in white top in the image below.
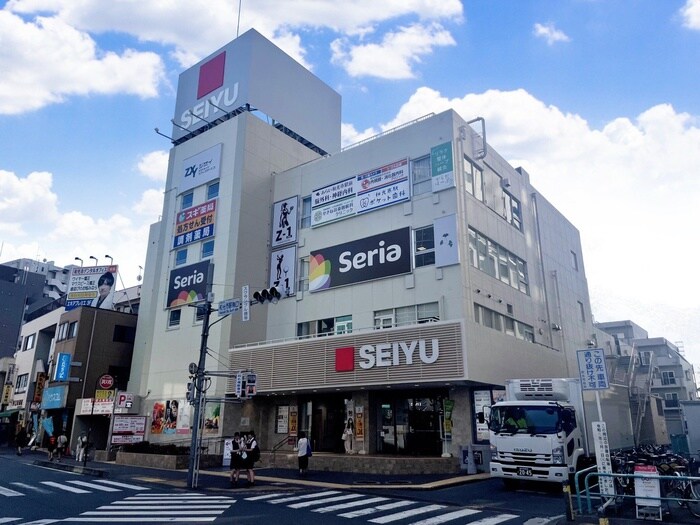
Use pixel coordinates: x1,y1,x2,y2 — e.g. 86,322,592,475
297,431,310,475
343,418,354,453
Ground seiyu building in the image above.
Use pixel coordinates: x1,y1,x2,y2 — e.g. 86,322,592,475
131,29,595,459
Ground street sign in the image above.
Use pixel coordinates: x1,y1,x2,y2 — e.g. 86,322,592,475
218,298,241,316
98,374,115,390
242,285,250,322
577,348,609,390
54,353,71,382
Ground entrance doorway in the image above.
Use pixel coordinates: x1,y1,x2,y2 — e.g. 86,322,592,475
298,394,347,452
375,390,445,456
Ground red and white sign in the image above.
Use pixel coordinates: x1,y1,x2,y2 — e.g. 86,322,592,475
98,374,115,389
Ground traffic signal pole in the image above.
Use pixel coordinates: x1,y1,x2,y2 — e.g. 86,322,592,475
187,298,211,489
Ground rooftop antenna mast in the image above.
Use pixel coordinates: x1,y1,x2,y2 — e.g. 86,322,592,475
236,0,242,38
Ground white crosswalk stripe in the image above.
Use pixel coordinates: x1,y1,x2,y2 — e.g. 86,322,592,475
0,485,24,497
61,492,236,523
1,478,151,497
245,489,521,525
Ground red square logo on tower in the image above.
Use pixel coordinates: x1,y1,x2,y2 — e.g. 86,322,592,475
335,347,354,372
197,51,226,99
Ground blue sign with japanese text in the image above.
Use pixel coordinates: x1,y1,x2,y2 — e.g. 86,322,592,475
54,352,71,382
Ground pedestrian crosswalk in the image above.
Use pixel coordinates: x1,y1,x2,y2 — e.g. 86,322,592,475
1,479,151,497
244,490,519,524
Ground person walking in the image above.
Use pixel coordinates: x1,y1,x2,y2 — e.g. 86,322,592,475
15,423,28,456
342,418,354,454
76,433,88,462
47,435,57,461
297,431,311,476
56,433,68,461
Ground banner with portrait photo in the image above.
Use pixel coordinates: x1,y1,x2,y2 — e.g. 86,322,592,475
66,265,118,310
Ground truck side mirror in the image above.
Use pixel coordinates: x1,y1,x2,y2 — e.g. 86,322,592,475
477,412,485,424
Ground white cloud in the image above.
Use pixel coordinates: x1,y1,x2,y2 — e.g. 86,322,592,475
0,10,165,114
331,22,456,79
137,151,169,183
0,170,59,234
681,0,700,29
345,86,700,364
133,189,165,218
533,22,571,45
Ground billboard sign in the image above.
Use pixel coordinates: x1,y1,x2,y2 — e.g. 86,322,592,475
111,415,147,445
434,214,460,267
271,196,298,247
178,143,222,194
166,261,212,308
577,348,609,390
269,245,296,297
54,353,71,382
431,141,455,192
173,198,217,249
65,265,118,310
41,386,68,410
309,227,411,292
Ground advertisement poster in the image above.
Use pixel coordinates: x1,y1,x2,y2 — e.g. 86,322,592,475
173,199,217,249
151,401,166,434
474,390,491,442
276,405,289,434
271,196,298,248
443,399,455,440
162,399,179,435
203,403,220,435
434,214,459,267
177,402,191,435
269,245,296,297
111,416,147,445
66,265,118,310
431,141,455,192
354,406,365,439
289,405,298,437
179,143,222,194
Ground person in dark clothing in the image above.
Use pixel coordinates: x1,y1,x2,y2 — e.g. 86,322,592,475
15,424,28,455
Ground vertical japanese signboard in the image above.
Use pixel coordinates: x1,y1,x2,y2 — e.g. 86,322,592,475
577,348,609,390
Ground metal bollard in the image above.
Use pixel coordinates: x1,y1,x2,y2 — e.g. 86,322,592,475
562,480,575,521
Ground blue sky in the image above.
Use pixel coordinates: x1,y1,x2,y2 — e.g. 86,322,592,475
1,0,699,370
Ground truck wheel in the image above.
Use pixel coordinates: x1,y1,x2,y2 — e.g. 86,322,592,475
502,478,519,490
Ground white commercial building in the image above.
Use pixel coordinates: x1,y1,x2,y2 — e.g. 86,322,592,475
130,29,599,463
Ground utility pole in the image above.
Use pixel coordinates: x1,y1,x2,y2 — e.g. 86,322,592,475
187,297,211,489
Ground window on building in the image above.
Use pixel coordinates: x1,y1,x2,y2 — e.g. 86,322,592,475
414,225,435,268
298,257,309,291
502,190,522,231
207,181,219,200
468,227,529,294
181,192,193,210
577,301,586,322
335,315,353,335
176,248,187,266
640,351,652,366
411,155,432,196
113,325,136,343
15,373,29,393
317,318,335,336
168,309,181,328
68,321,78,339
661,371,677,386
664,392,679,408
300,196,312,229
464,156,484,201
24,333,35,351
374,309,394,329
57,322,68,341
297,322,312,338
474,303,534,343
417,302,440,323
570,250,579,271
201,240,215,259
195,305,206,323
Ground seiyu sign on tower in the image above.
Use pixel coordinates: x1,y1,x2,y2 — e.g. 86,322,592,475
309,227,411,292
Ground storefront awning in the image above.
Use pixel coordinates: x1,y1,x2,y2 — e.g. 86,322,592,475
0,409,20,418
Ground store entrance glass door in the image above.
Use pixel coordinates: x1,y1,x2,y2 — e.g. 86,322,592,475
376,391,445,456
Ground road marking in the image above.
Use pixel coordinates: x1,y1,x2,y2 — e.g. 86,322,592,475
288,493,365,508
40,481,90,494
10,482,53,494
0,519,22,524
406,508,481,524
0,485,24,497
91,480,150,490
369,504,447,523
268,490,340,503
64,518,218,522
97,505,231,510
244,492,286,500
313,496,390,512
79,510,227,516
339,500,415,518
67,480,122,492
466,515,519,525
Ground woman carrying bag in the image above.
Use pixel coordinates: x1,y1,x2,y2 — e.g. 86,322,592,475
342,418,354,454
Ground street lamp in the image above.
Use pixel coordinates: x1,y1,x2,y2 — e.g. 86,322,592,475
104,254,113,265
89,256,98,265
74,257,83,267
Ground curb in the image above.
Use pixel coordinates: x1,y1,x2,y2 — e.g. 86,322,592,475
33,459,107,477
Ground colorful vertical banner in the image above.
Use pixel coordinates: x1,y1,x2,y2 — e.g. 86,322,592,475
443,399,455,440
354,406,365,439
431,141,455,192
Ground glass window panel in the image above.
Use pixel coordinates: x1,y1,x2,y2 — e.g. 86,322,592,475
169,309,181,327
486,240,498,278
477,233,488,273
336,315,353,334
498,246,509,284
505,317,515,335
207,182,219,199
464,157,474,195
468,228,478,268
417,302,439,322
474,167,484,202
301,196,311,229
176,248,187,266
412,156,431,195
517,259,529,294
181,192,193,210
201,240,214,259
396,306,416,326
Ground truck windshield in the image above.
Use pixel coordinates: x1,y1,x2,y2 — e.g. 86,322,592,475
489,405,562,434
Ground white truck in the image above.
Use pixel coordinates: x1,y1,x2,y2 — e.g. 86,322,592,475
485,378,634,486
